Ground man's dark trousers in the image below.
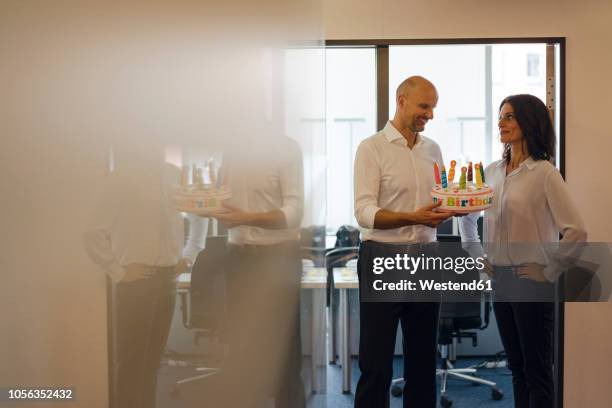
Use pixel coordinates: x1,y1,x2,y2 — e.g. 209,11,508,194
355,241,441,408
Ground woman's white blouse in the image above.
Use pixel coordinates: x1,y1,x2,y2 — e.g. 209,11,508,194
460,157,587,281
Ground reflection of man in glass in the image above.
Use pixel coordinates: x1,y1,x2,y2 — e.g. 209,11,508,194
211,133,305,407
354,76,453,407
83,143,205,408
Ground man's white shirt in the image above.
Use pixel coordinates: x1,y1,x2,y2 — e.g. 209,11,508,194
223,136,304,246
83,162,206,282
354,121,444,243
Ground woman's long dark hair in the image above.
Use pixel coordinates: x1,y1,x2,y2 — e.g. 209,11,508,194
500,94,555,164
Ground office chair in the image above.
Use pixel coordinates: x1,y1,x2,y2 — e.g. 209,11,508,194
435,300,503,407
171,235,228,397
323,225,361,365
300,225,327,267
327,224,361,300
185,236,227,337
390,295,503,407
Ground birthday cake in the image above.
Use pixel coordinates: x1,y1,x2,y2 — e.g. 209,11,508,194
172,162,231,215
430,161,493,213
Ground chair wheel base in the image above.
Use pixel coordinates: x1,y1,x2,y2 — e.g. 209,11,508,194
440,395,453,407
491,387,504,400
390,384,403,397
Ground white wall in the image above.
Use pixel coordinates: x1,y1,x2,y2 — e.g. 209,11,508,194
323,0,612,405
0,5,112,408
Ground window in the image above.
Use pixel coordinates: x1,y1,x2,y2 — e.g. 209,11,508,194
325,48,376,232
310,40,562,236
389,45,488,165
389,44,549,167
527,53,541,77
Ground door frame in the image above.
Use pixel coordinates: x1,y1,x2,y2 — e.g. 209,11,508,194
326,37,566,407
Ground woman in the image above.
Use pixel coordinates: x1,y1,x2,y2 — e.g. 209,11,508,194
460,94,587,408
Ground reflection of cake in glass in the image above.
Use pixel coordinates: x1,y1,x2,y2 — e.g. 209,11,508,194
172,162,230,215
430,160,493,213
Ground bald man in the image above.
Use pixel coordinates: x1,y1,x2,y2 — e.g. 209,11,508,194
353,76,453,407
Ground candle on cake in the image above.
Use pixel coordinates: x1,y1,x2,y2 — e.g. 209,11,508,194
474,163,483,188
191,165,198,186
430,158,493,213
479,161,485,183
459,166,467,190
196,168,204,186
441,165,448,188
434,162,442,185
448,160,456,183
207,158,217,185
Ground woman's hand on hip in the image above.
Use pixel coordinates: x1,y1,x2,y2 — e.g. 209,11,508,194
516,263,548,282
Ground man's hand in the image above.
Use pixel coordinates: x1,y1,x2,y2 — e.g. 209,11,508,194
174,258,192,278
213,202,251,229
516,263,548,282
211,202,287,230
481,258,494,278
372,202,455,230
410,202,455,228
121,263,154,282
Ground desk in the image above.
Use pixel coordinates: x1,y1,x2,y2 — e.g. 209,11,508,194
177,268,328,394
333,267,359,394
301,267,328,394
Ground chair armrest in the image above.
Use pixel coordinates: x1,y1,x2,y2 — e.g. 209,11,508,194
325,246,359,257
480,291,492,330
179,290,191,329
